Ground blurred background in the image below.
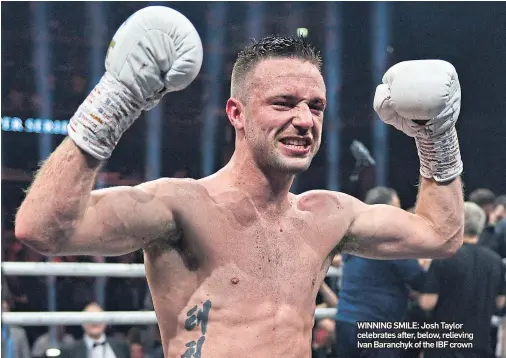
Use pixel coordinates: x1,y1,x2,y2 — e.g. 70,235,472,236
1,2,506,358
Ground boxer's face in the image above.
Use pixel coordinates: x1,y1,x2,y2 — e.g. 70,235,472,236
242,58,326,173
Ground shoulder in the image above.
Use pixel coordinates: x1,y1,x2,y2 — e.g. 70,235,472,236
295,191,358,237
136,177,198,193
296,190,360,224
136,177,211,201
296,190,354,212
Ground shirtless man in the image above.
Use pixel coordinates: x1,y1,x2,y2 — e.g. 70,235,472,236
15,6,465,358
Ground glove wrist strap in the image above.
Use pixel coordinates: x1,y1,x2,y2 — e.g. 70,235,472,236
67,73,144,160
415,126,463,183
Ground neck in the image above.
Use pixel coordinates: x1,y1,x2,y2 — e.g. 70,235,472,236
221,150,295,211
463,235,478,244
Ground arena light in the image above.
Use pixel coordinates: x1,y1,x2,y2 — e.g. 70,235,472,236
45,348,61,357
296,27,308,38
1,116,68,135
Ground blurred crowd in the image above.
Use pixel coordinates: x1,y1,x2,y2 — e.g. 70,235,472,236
311,187,506,358
2,3,91,121
2,245,161,358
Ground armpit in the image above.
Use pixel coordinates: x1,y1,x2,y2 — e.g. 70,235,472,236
144,229,201,271
144,221,182,255
335,234,360,254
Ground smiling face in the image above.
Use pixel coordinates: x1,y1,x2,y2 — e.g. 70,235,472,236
227,58,326,174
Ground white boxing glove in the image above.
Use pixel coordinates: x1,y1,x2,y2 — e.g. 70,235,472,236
68,6,203,160
374,60,463,182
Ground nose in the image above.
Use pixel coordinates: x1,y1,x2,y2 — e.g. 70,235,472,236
292,104,314,131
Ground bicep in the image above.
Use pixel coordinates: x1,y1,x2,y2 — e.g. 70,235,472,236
59,182,175,256
343,198,451,259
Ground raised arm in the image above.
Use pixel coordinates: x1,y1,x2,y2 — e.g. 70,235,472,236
336,177,463,259
15,139,175,256
15,6,203,256
337,60,465,259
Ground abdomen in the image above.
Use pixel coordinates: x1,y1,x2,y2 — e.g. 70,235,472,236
162,301,313,358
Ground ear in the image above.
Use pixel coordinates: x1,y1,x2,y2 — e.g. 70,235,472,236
226,97,245,130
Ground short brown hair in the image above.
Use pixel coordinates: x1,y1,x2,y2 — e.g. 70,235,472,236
231,35,322,100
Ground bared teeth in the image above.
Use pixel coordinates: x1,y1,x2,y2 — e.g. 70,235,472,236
283,139,306,146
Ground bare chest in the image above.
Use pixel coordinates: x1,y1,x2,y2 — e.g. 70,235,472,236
145,190,347,301
178,203,339,288
217,222,319,278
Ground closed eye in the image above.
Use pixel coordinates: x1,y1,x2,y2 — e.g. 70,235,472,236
310,105,324,113
309,105,325,115
309,99,326,114
271,97,325,114
273,102,293,109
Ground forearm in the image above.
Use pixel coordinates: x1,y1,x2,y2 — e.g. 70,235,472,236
415,176,464,246
15,138,102,252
